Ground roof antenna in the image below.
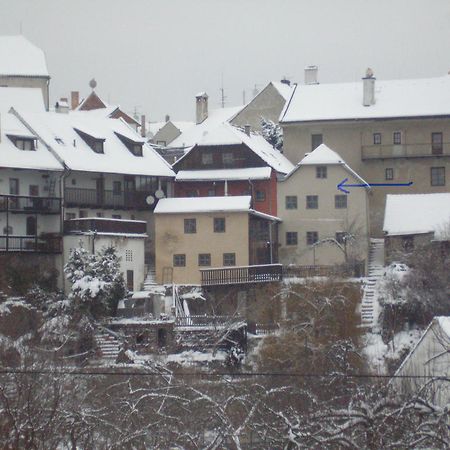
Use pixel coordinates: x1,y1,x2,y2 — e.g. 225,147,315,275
220,73,227,108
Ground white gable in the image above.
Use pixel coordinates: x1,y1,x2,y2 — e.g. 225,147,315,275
154,196,251,214
0,87,46,113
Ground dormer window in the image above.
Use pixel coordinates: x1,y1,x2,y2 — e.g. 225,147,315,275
74,128,105,154
114,132,143,157
8,135,36,151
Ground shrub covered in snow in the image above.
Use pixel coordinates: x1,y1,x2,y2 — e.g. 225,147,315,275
260,116,283,150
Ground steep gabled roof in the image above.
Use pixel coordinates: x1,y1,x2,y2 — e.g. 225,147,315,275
383,193,450,238
0,36,49,77
280,75,450,123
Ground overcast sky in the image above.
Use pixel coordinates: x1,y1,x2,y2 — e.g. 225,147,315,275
2,0,450,122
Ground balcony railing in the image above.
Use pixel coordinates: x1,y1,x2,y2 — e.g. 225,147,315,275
175,315,239,328
362,143,450,160
64,218,147,235
200,263,283,286
64,188,152,210
0,194,61,214
0,234,62,253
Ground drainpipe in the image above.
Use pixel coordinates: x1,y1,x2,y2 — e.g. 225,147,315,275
224,180,228,196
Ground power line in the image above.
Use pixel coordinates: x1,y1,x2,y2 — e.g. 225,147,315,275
0,368,448,380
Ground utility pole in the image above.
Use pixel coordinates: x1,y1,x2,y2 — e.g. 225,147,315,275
220,73,227,108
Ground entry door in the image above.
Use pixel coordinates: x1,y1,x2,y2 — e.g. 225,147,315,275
124,177,136,207
126,270,134,291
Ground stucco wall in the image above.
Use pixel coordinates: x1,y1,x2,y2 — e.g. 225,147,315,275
155,211,249,285
278,164,369,267
0,75,49,110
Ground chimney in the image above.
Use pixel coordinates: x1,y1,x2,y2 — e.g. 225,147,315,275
141,115,146,138
55,98,69,114
280,78,291,86
304,65,319,85
165,114,170,122
363,68,376,106
244,124,251,136
195,92,208,124
71,91,80,110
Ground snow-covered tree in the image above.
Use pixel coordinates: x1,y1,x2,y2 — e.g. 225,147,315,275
260,116,283,150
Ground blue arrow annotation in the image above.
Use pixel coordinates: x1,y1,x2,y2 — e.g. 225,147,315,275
337,178,413,194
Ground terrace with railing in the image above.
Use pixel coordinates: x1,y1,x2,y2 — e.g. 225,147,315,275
0,194,61,214
64,188,152,210
0,234,62,253
64,218,147,235
200,263,283,286
362,142,450,160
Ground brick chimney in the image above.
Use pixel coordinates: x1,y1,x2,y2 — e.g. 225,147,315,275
363,68,376,106
141,115,146,138
195,92,208,124
71,91,80,110
304,65,319,85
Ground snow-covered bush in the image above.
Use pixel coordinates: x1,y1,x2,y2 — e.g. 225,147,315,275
260,116,283,150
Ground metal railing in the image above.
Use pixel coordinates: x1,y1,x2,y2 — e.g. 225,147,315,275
283,261,365,278
361,142,450,160
64,188,151,210
200,263,283,286
175,315,239,328
0,194,61,214
64,218,147,234
0,234,62,253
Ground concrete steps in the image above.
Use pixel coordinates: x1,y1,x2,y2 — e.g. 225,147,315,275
94,331,120,361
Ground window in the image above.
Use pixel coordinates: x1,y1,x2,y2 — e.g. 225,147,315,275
187,190,198,197
306,231,318,245
316,166,327,179
198,253,211,266
335,232,348,244
207,188,215,196
335,195,347,209
385,168,394,180
113,181,122,195
125,249,133,262
214,217,225,232
222,152,234,165
373,133,382,145
96,212,104,218
112,214,122,219
74,128,105,154
393,131,402,145
402,236,414,251
201,153,213,165
8,136,36,151
311,134,323,150
79,210,88,218
431,132,443,155
285,195,298,209
255,190,266,202
65,212,76,220
223,253,236,266
184,218,197,233
286,232,298,245
126,270,134,291
156,140,166,147
431,167,445,186
29,185,39,196
9,178,19,195
173,254,186,267
306,195,318,209
71,178,76,185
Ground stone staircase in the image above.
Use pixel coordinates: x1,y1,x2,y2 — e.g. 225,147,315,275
143,266,157,290
94,330,121,362
361,238,385,327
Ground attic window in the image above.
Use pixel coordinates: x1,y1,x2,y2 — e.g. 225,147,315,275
74,128,105,154
8,135,36,151
55,137,64,145
114,132,143,157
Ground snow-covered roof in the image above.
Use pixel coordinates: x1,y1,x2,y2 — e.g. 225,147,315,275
271,81,294,101
281,75,450,123
437,317,450,338
154,196,252,214
383,193,450,239
0,112,63,171
169,106,242,148
147,121,166,136
175,167,272,182
282,143,369,187
0,87,46,113
0,36,49,77
16,111,175,177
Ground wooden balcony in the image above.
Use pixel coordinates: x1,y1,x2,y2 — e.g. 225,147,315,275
200,263,283,286
0,234,62,253
64,218,147,235
0,194,61,214
362,142,450,160
64,188,153,210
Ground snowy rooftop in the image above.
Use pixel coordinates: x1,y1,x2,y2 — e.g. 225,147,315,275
0,36,49,77
154,196,252,214
281,75,450,122
0,112,63,171
17,111,174,177
283,143,369,187
383,193,450,238
175,167,272,182
271,81,294,101
174,121,294,174
0,87,46,113
436,317,450,338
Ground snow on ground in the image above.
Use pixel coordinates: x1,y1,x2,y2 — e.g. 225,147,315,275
131,349,227,366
